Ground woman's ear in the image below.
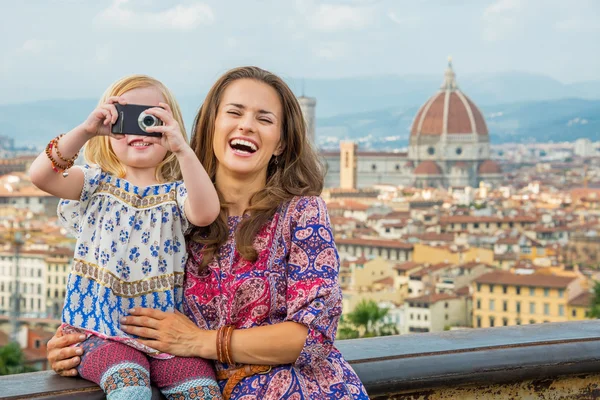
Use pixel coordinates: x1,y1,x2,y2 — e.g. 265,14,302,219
274,144,284,157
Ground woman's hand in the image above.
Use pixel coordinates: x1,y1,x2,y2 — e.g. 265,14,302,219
80,96,127,139
121,308,208,358
141,103,189,155
47,327,86,377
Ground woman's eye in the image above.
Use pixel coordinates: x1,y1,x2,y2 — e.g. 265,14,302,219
259,119,272,124
227,110,241,116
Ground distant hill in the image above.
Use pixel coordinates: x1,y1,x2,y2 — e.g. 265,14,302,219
1,71,598,149
315,98,600,149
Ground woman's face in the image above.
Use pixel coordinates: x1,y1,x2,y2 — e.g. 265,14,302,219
213,79,283,181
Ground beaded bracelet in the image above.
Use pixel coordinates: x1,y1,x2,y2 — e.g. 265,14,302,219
45,135,79,177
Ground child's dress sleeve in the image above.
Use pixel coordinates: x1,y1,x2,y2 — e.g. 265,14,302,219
175,181,191,234
57,164,103,237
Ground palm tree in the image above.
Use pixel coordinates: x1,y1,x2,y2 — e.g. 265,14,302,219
0,343,37,375
589,281,600,319
345,299,398,338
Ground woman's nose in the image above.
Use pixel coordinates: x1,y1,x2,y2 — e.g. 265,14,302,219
237,115,256,133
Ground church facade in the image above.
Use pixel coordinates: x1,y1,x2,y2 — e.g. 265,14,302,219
322,60,502,189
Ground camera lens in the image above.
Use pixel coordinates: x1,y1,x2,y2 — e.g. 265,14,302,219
138,111,162,133
143,116,156,127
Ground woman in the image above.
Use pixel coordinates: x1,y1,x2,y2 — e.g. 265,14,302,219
47,66,369,399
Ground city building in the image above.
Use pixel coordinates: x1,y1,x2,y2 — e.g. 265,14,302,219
404,293,468,333
472,271,585,328
324,59,502,189
298,94,317,145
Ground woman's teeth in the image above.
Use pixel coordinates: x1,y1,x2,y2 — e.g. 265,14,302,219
130,142,150,147
230,138,258,152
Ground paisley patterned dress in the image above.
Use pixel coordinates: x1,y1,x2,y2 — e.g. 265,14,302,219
184,196,369,399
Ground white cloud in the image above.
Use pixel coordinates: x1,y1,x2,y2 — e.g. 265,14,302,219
297,0,372,32
313,41,348,60
387,12,420,28
555,17,598,33
482,0,522,42
21,39,55,54
96,0,214,31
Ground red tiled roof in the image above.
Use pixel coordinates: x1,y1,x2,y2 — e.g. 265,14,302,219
414,161,442,175
478,160,502,174
407,293,458,304
394,261,423,271
336,238,413,250
373,276,394,286
569,292,592,307
474,271,576,288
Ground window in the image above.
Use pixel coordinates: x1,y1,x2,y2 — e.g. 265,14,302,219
559,305,564,316
489,317,495,327
516,301,521,313
489,299,495,311
516,286,521,295
477,283,481,292
35,340,41,349
529,319,536,324
544,303,550,316
445,314,449,320
477,299,481,309
529,287,535,296
572,309,577,317
445,302,449,309
530,302,536,314
424,315,428,321
395,164,400,171
503,318,508,326
544,288,550,297
410,313,413,320
477,316,481,328
371,164,377,171
558,289,564,298
417,314,421,320
516,318,521,325
427,147,435,155
455,147,463,155
503,301,508,312
503,285,507,294
489,284,495,293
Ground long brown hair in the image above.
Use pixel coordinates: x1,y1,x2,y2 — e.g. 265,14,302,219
189,66,324,267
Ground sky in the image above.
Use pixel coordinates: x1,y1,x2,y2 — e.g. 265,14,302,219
1,0,598,104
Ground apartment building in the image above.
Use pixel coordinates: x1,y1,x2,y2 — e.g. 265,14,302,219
472,271,585,328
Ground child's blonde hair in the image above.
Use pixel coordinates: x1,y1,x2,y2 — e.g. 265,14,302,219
84,74,187,182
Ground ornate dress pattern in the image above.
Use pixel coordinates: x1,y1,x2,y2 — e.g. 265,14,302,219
58,164,189,358
184,196,369,399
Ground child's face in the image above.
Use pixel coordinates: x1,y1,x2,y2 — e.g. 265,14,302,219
109,86,170,175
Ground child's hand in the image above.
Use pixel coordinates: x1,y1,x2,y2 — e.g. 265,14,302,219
142,103,189,155
81,96,127,140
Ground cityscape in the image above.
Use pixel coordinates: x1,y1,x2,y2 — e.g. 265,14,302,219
0,60,598,377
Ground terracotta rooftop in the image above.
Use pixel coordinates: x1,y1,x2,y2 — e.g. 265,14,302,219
407,293,458,305
569,291,593,307
373,276,395,286
394,261,423,271
336,238,414,250
414,161,443,175
478,160,502,174
474,271,576,289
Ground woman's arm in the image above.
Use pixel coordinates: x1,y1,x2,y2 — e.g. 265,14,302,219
121,309,307,365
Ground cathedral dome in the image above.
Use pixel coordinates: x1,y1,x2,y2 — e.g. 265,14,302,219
478,160,502,174
414,161,442,175
410,59,488,138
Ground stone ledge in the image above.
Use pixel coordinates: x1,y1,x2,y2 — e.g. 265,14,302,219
2,320,600,399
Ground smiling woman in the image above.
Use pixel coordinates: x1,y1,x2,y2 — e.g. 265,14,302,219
45,67,369,399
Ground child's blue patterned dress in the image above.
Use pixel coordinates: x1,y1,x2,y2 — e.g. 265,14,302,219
58,164,190,358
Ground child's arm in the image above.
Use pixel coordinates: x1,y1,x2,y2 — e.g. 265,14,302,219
29,97,126,200
143,103,220,227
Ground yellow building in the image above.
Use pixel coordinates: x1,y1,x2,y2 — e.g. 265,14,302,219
472,271,585,328
568,291,592,321
413,243,493,265
341,257,408,314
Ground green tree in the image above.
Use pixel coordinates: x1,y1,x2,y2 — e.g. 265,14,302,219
344,299,399,338
589,282,600,319
0,343,37,375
